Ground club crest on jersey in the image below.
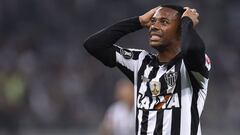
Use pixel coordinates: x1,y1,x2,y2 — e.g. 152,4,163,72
164,72,178,87
149,81,161,96
120,48,133,59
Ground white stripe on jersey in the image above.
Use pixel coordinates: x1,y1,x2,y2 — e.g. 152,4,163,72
151,65,166,82
137,110,143,135
137,65,153,109
116,51,136,72
197,123,202,135
137,50,150,71
191,71,209,116
163,110,173,135
180,60,192,135
146,111,157,134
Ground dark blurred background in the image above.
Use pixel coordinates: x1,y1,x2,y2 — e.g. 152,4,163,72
0,0,239,135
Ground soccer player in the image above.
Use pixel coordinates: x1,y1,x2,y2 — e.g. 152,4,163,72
84,5,211,135
99,79,134,135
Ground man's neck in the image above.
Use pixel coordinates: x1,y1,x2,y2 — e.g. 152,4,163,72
157,42,181,63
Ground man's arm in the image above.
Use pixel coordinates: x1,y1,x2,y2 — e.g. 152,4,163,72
83,7,158,67
83,17,142,67
181,8,210,77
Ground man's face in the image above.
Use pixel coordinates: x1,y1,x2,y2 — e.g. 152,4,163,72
149,7,181,48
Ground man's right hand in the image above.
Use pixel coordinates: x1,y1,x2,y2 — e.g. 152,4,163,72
139,7,159,28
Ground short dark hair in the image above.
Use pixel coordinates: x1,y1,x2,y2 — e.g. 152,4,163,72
161,5,185,16
161,5,185,36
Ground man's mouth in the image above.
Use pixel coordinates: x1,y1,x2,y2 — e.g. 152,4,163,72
150,33,162,41
150,35,161,41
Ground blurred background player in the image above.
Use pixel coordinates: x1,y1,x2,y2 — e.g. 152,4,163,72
99,79,134,135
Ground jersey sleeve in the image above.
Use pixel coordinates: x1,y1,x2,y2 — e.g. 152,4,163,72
181,17,211,81
114,45,144,82
83,17,142,68
181,17,211,90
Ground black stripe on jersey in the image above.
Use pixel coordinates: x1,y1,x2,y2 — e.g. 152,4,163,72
183,58,209,79
146,66,160,107
137,55,151,95
189,72,200,135
185,64,204,90
202,67,209,79
170,97,181,135
170,61,182,135
136,109,139,135
159,75,168,96
116,62,134,83
171,108,181,135
139,60,159,135
136,55,151,135
166,52,182,70
132,51,142,60
140,110,149,135
153,110,164,135
190,90,199,135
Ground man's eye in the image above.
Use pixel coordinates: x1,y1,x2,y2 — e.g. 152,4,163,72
151,18,156,23
160,20,169,25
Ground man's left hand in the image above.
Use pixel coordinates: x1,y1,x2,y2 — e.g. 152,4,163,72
182,7,199,27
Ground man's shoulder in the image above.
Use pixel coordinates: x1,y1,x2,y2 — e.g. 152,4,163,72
114,44,153,60
128,48,153,60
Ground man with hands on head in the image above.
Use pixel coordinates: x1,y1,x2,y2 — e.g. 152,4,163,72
84,4,211,135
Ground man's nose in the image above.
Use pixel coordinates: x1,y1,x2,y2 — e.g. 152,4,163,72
150,20,161,29
150,23,159,31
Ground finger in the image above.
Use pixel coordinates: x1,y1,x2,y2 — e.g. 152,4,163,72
151,6,160,12
196,19,199,24
149,7,160,15
191,9,197,12
184,7,190,10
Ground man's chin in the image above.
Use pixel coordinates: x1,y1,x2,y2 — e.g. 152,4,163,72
149,41,161,46
149,42,167,52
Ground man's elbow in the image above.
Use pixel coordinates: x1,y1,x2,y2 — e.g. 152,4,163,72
83,35,98,54
83,37,92,52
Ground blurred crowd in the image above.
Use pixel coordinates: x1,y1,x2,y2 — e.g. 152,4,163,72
0,0,240,134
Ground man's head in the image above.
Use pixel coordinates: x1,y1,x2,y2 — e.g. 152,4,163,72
115,79,133,107
149,5,185,51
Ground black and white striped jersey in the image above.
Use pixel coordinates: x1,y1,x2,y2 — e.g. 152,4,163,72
84,16,211,135
114,45,211,135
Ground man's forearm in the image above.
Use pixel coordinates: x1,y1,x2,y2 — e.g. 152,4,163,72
181,16,206,69
181,17,205,54
83,17,142,67
83,16,142,52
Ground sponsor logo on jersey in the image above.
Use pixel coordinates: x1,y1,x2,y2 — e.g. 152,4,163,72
120,48,133,59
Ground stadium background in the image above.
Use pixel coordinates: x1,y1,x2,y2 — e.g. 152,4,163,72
0,0,239,135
